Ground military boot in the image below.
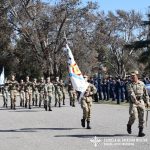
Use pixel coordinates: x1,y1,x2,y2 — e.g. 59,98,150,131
32,100,34,106
87,121,91,129
25,102,27,108
29,105,31,109
13,104,16,110
45,105,47,111
81,119,85,127
127,124,132,134
59,103,61,107
138,127,145,137
49,106,52,111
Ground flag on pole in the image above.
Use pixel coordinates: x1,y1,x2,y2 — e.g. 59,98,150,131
64,44,89,92
0,67,5,85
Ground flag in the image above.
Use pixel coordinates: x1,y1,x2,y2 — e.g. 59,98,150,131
64,44,89,92
0,67,5,85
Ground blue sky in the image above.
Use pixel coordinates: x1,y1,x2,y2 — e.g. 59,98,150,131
43,0,150,14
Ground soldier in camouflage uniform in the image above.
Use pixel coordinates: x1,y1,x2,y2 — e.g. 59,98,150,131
127,70,150,137
19,79,25,107
2,80,9,108
39,77,45,107
32,78,39,106
81,75,97,129
44,77,54,111
7,75,19,110
54,77,63,107
68,80,76,107
24,76,33,109
60,79,66,105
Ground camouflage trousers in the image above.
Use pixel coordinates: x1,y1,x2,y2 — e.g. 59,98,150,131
25,91,32,106
45,92,53,107
39,91,45,107
20,91,25,106
3,91,9,106
62,90,65,105
55,92,63,106
128,100,145,128
68,91,76,106
81,97,92,121
33,91,39,106
10,90,17,108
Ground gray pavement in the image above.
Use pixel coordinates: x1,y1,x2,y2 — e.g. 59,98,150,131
0,95,150,150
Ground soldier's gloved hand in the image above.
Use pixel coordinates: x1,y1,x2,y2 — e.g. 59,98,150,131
84,92,90,97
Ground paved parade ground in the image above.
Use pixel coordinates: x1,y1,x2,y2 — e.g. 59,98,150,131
0,95,150,150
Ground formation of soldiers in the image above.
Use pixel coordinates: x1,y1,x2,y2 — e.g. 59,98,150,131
91,76,134,104
0,75,76,111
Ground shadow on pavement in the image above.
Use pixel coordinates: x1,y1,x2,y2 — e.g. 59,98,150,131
0,127,81,133
0,129,36,132
54,134,132,138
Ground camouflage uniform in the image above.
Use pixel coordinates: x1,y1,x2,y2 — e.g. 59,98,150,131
127,70,150,137
39,78,45,107
8,79,19,110
24,80,33,109
68,82,76,107
127,81,149,127
19,80,25,107
81,83,97,129
54,78,63,107
44,78,54,111
32,79,39,106
2,83,9,108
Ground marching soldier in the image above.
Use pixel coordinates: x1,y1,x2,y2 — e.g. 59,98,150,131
60,79,66,105
54,77,63,107
68,80,76,107
81,75,97,129
127,70,150,137
19,79,25,107
2,80,9,108
32,78,39,106
24,76,33,109
44,77,54,111
39,77,45,107
7,75,19,110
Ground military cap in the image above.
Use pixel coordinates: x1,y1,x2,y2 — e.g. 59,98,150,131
131,70,139,76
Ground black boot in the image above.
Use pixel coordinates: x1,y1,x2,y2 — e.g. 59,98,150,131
81,119,85,127
25,103,27,108
45,105,47,111
87,121,91,129
29,105,31,109
59,103,61,107
138,127,145,137
127,124,132,134
14,104,16,110
49,106,52,111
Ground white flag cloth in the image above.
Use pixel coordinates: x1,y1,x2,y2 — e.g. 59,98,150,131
64,44,89,93
0,67,5,85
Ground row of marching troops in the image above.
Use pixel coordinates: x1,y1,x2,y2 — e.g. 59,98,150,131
1,74,77,110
